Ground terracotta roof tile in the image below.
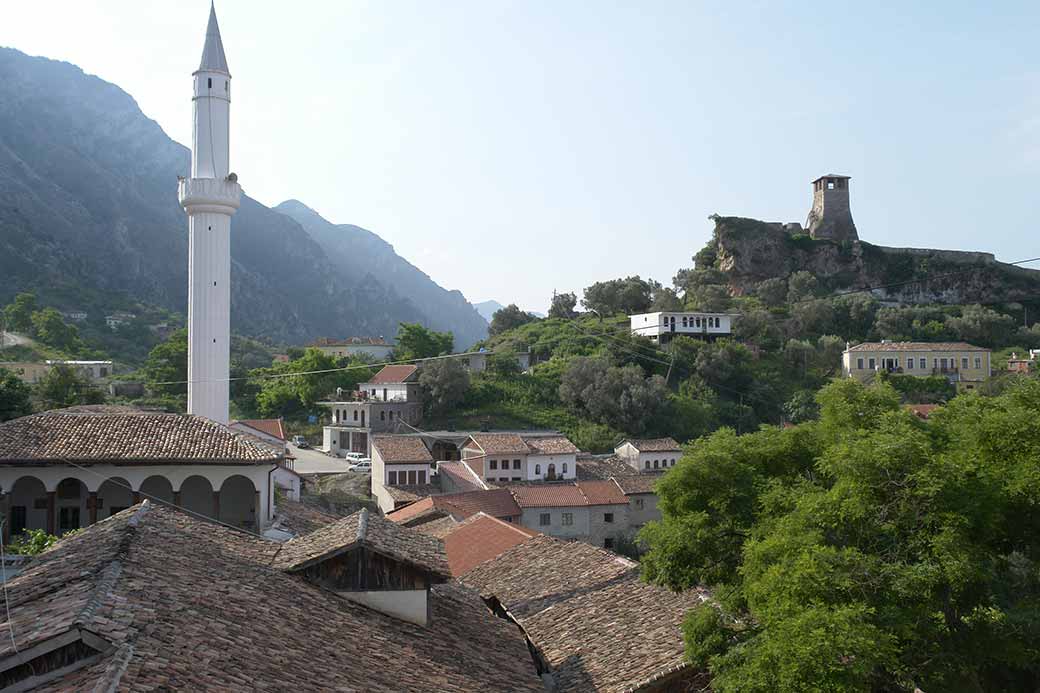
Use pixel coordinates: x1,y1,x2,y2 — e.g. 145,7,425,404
575,479,627,505
274,499,345,536
442,513,538,576
372,435,433,463
462,535,710,693
232,418,286,441
0,408,281,465
274,509,451,577
385,496,438,523
437,461,484,491
576,454,639,480
413,515,460,539
509,484,588,508
613,473,665,495
4,503,542,692
524,436,579,455
466,433,529,455
367,364,419,384
387,489,522,525
621,437,681,452
845,341,988,352
386,484,440,503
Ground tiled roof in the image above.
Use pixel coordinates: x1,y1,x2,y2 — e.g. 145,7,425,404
510,484,588,508
4,503,542,692
576,479,627,506
466,433,529,455
385,496,438,524
621,437,681,452
386,484,441,503
524,436,579,455
274,499,344,536
0,408,281,465
437,460,484,491
613,473,665,495
462,535,711,693
231,418,286,441
368,364,419,384
274,509,451,577
387,489,522,525
372,435,433,463
576,454,638,480
845,341,988,352
461,456,485,478
413,515,460,539
906,403,941,420
442,513,538,576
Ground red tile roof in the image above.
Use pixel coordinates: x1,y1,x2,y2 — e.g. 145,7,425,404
906,403,941,420
387,489,522,525
368,364,419,384
437,461,484,492
233,418,286,441
466,433,529,455
372,435,434,464
524,436,579,455
510,484,588,508
576,479,627,506
385,497,438,524
442,513,538,576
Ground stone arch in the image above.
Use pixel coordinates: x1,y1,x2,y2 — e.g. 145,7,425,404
55,477,89,535
97,478,134,520
180,475,215,520
8,476,47,536
219,475,256,530
140,475,174,505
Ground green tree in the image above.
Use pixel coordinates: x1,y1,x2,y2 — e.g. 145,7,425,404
489,304,537,336
255,349,374,418
144,329,188,397
394,323,454,361
30,308,80,351
582,276,654,316
418,358,471,416
548,292,578,319
0,367,33,421
786,270,818,303
2,292,38,333
36,364,105,409
754,278,788,308
559,356,667,434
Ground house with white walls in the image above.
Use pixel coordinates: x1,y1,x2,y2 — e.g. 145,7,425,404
614,438,682,472
320,364,424,457
629,311,737,344
461,433,579,484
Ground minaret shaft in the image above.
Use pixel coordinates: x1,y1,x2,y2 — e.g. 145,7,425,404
180,3,239,424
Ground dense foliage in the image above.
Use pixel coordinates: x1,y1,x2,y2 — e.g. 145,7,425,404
488,304,537,336
394,322,453,361
641,379,1040,692
0,367,33,421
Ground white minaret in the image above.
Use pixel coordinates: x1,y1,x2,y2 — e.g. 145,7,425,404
178,2,240,423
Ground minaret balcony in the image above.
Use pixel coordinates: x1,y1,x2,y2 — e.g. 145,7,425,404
179,177,242,215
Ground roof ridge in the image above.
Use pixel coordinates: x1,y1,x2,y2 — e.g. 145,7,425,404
74,502,151,630
357,508,370,544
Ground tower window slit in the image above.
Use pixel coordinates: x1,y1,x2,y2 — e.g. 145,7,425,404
208,78,212,89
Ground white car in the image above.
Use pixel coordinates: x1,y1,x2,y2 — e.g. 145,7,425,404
348,461,372,473
343,452,366,462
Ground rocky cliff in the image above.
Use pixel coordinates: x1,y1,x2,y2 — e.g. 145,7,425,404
705,216,1040,305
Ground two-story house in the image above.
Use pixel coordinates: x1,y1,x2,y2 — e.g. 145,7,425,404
320,364,424,456
629,311,737,344
508,480,630,549
371,435,437,512
842,341,992,391
614,437,682,472
461,433,579,484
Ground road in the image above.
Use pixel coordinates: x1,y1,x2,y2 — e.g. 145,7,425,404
289,444,359,474
0,331,32,348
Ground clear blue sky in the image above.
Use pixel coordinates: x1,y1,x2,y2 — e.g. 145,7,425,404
2,1,1038,313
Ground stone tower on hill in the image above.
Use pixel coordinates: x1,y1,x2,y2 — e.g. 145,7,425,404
806,174,858,241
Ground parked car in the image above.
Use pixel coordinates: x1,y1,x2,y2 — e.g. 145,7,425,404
343,451,366,462
291,435,310,449
348,461,372,473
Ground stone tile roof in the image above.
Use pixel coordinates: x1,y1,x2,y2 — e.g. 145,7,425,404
575,479,627,506
4,503,542,692
462,535,711,693
413,515,460,539
372,435,433,463
367,364,419,384
386,496,439,523
437,460,484,491
0,408,281,465
387,489,523,525
621,437,681,452
576,455,638,480
466,433,529,455
524,436,579,455
510,483,588,508
386,484,441,503
845,341,988,352
274,508,451,577
613,473,665,495
442,513,538,576
231,418,286,441
273,498,344,536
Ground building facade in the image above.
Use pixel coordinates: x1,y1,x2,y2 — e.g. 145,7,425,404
842,341,992,391
614,438,682,472
310,337,395,361
461,433,579,484
806,173,858,241
371,435,436,513
629,311,736,344
321,365,424,456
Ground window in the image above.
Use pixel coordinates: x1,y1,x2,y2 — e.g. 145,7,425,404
635,498,644,510
905,358,913,370
207,77,212,88
920,358,927,369
388,411,394,420
512,477,521,481
562,463,568,474
604,513,614,523
513,459,521,470
857,357,864,370
868,358,876,370
353,410,358,421
975,357,982,369
653,460,659,469
407,470,417,485
961,357,969,369
695,317,701,327
490,460,498,470
670,458,676,466
417,470,426,484
100,367,108,377
535,464,541,475
561,513,574,526
380,411,386,421
604,538,615,550
682,316,687,327
539,513,551,526
644,461,650,470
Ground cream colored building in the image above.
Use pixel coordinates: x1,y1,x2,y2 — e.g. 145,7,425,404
842,341,991,391
0,362,50,385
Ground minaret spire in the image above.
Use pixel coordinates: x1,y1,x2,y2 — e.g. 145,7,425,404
199,2,229,74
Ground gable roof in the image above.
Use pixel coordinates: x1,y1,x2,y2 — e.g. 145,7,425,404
510,484,588,508
613,473,664,495
442,513,538,576
845,341,988,352
371,435,433,464
466,433,529,455
0,503,541,692
0,408,281,465
386,489,522,526
232,418,287,441
576,454,640,480
619,437,681,453
436,460,485,492
413,515,460,539
524,436,579,455
575,479,627,506
274,509,451,577
367,364,419,384
462,535,710,693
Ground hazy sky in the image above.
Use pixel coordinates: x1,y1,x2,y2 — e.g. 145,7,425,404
2,1,1038,313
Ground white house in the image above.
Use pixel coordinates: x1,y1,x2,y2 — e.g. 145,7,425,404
629,311,737,344
310,337,395,361
0,406,283,541
461,433,579,484
320,364,424,457
46,360,114,381
371,435,436,513
614,438,682,472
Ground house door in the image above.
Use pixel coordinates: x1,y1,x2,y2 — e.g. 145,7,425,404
547,463,556,481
